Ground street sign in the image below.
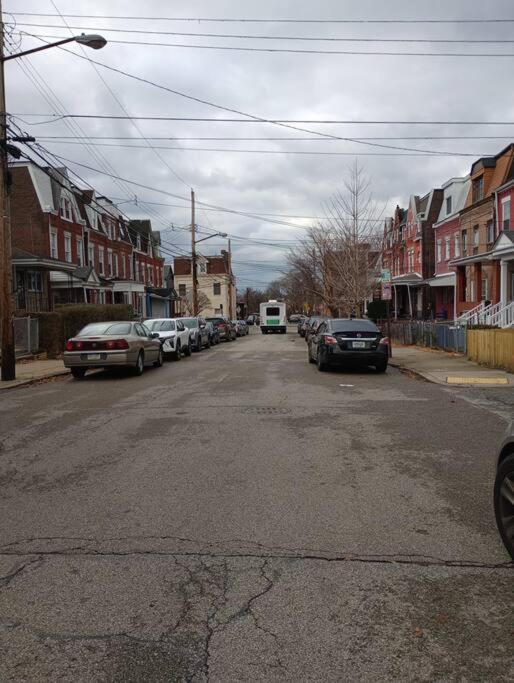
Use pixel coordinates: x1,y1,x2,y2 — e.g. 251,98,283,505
380,268,391,283
381,282,392,300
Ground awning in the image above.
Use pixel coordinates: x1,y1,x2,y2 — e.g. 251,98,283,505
426,274,455,288
392,273,423,286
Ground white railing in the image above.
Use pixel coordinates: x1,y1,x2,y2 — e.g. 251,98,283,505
488,301,514,328
482,301,503,325
457,301,486,325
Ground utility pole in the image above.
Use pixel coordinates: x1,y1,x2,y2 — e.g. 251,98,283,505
227,238,233,319
246,286,250,318
0,1,15,381
190,188,198,316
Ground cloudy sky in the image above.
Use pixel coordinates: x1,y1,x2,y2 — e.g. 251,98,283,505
6,0,514,290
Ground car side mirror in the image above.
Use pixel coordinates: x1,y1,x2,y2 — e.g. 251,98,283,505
200,324,206,329
149,332,160,339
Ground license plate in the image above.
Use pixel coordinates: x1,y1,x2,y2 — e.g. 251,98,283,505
87,353,101,360
352,341,366,349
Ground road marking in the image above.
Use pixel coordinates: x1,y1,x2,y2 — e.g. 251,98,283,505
339,384,354,387
446,376,509,385
216,373,229,383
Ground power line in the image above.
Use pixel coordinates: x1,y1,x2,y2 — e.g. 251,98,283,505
30,134,514,142
13,114,514,126
13,22,514,43
20,32,514,57
36,138,481,156
19,39,480,157
8,12,514,24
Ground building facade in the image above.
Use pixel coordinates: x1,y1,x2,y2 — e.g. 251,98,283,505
173,251,236,318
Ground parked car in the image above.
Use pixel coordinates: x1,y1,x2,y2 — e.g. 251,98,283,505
237,320,249,336
146,318,191,360
205,316,235,342
494,423,514,559
297,315,307,335
181,317,211,351
233,320,247,337
304,316,327,344
64,320,163,378
289,313,302,323
299,317,309,337
246,315,255,326
205,321,220,345
308,318,389,372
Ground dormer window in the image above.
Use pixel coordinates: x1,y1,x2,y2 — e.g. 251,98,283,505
472,176,484,203
446,196,452,215
136,234,141,251
60,197,73,222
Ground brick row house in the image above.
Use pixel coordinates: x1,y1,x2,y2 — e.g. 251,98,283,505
10,160,177,318
173,251,236,318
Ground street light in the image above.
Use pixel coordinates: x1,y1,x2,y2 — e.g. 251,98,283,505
0,25,107,381
3,34,108,61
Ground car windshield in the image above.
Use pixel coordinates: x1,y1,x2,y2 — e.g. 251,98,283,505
147,320,175,332
78,322,132,336
181,318,197,329
330,319,379,334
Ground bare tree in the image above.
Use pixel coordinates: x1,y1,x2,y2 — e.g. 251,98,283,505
287,162,383,316
180,289,212,315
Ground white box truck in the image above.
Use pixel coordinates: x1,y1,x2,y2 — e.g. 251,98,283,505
259,300,287,334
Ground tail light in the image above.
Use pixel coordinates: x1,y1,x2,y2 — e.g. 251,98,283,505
65,340,74,351
323,335,338,346
379,336,390,346
106,339,129,350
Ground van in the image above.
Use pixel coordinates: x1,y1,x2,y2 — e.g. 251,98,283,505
259,300,287,334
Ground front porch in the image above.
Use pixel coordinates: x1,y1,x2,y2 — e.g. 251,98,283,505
13,251,77,314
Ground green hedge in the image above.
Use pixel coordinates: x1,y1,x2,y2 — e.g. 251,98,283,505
35,304,134,357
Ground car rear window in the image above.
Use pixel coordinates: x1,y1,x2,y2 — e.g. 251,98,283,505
266,307,280,315
330,320,379,333
79,322,132,336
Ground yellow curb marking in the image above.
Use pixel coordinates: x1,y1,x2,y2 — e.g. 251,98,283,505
446,376,509,385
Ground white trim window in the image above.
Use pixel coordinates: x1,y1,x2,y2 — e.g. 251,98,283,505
107,249,113,276
64,232,72,263
136,234,142,251
454,234,460,258
88,243,94,267
59,196,73,222
444,235,451,261
98,289,105,304
446,196,452,215
50,229,58,259
76,237,84,267
502,196,511,230
113,252,118,277
98,248,105,275
436,239,442,263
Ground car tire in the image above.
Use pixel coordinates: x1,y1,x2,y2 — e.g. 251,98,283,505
196,336,202,352
173,342,182,361
317,350,327,372
494,453,514,559
308,345,315,364
71,367,87,379
206,337,211,349
184,342,192,357
154,347,164,368
134,351,144,376
375,360,388,373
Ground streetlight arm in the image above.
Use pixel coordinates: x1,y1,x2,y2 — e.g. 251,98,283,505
195,232,228,245
3,34,107,61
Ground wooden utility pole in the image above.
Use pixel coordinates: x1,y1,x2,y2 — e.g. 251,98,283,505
191,189,198,316
246,286,250,318
0,1,15,381
227,238,233,319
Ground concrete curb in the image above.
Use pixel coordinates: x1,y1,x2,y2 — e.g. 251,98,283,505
389,360,432,383
0,369,70,392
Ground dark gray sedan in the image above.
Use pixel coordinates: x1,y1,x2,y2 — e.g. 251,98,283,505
494,423,514,559
64,321,163,379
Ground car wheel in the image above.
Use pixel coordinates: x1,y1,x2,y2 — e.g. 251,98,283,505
494,453,514,559
71,367,86,379
375,360,388,373
154,347,164,368
308,344,315,364
196,336,202,352
184,341,192,357
134,351,144,376
317,350,327,372
174,342,182,361
206,337,211,349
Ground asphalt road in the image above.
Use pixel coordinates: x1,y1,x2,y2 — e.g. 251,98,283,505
0,327,512,681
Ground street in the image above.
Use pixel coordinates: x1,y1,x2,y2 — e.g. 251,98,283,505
0,327,512,681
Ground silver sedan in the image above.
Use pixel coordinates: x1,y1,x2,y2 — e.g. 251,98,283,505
63,320,163,379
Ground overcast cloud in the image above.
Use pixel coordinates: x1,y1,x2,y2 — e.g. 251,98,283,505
6,0,514,289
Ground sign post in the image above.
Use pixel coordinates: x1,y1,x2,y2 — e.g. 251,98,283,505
380,272,393,359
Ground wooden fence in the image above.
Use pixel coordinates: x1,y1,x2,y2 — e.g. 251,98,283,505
467,328,514,372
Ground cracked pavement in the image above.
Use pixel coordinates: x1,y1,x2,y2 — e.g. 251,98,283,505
0,328,512,681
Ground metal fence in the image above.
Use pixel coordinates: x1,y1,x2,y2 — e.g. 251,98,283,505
14,317,39,357
388,320,466,354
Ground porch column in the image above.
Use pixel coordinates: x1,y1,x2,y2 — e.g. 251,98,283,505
393,285,398,320
490,260,501,304
500,259,508,307
475,262,482,302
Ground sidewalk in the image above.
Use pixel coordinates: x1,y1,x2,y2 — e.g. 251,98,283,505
0,359,69,391
389,345,514,386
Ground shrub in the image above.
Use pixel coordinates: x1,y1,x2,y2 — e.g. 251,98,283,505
366,299,387,321
35,304,134,356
